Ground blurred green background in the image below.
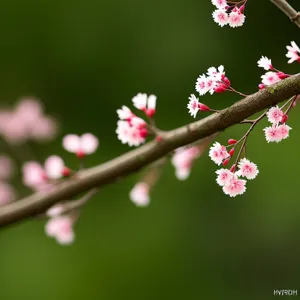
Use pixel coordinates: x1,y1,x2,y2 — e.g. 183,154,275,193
0,0,300,299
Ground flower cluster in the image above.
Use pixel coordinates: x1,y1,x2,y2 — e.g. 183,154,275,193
0,98,58,144
20,132,99,245
210,140,259,197
212,0,246,28
258,41,300,89
191,41,300,196
22,133,99,192
187,65,234,118
264,106,291,143
0,155,15,205
116,93,157,147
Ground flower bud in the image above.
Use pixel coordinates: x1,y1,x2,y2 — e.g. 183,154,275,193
228,139,237,145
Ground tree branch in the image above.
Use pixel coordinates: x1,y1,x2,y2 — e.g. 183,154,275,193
1,74,300,227
270,0,300,28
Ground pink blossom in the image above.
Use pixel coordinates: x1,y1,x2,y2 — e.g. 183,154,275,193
0,111,30,144
132,93,157,117
46,204,65,217
45,216,75,245
211,0,227,9
187,94,200,118
116,116,148,147
30,116,58,142
228,9,245,28
207,65,225,82
263,126,282,143
129,182,150,207
15,98,43,126
117,106,133,120
172,146,203,180
236,158,259,180
0,155,14,180
257,56,273,70
22,161,47,189
0,98,58,144
261,72,281,86
286,41,300,64
0,182,15,205
63,133,99,157
277,124,292,140
216,169,234,186
44,156,67,180
222,175,247,197
195,75,208,95
266,106,284,125
195,66,227,96
209,142,229,165
212,9,229,27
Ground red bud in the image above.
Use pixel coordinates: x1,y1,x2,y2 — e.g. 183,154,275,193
214,83,227,93
281,114,288,124
198,103,210,111
277,72,289,80
223,77,231,86
258,84,265,90
76,150,85,159
62,167,71,177
223,158,230,166
229,148,235,157
146,109,155,118
230,164,236,172
228,139,237,145
139,128,148,138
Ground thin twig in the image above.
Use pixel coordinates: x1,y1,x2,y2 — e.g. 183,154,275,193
270,0,300,28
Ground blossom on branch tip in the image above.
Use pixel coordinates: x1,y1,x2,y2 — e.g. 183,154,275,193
195,65,229,96
45,216,75,245
187,94,199,118
236,158,259,180
44,155,69,180
130,182,150,207
228,9,246,28
286,41,300,64
63,133,99,158
212,9,229,27
257,56,273,71
132,93,157,117
216,169,234,186
266,106,284,125
278,124,292,140
187,94,210,118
